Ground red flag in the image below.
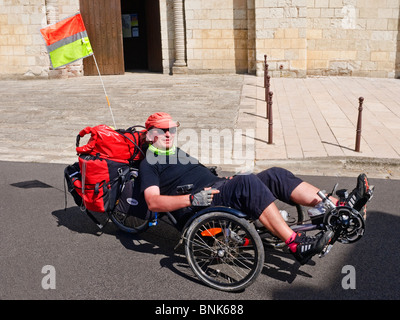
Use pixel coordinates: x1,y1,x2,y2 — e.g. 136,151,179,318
40,13,93,69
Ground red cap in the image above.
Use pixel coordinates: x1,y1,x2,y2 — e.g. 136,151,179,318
145,112,179,130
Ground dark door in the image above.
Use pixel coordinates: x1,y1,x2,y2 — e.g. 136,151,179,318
145,0,163,72
80,0,125,75
121,0,162,72
121,0,147,70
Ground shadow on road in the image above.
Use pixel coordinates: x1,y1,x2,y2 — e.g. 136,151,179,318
52,207,206,288
269,209,400,299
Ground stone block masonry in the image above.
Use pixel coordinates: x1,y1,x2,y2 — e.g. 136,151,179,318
305,0,400,78
255,0,400,78
0,0,399,78
185,0,250,74
0,0,81,79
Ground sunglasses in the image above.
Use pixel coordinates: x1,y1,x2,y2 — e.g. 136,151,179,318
151,127,177,134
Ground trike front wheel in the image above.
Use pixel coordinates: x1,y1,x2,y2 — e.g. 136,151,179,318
184,211,264,292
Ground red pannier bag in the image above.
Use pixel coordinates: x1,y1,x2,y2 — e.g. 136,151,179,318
75,124,146,164
72,155,129,213
65,124,147,216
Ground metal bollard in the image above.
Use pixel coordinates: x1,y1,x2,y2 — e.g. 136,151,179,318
264,56,269,106
264,54,267,88
266,75,270,119
268,91,273,144
355,97,364,152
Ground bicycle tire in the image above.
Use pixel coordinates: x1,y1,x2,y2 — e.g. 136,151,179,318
110,211,150,234
184,211,264,292
294,204,306,226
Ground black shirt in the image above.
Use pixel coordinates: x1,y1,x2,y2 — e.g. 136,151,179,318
139,147,221,195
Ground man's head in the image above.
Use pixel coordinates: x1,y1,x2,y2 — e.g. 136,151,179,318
145,112,179,150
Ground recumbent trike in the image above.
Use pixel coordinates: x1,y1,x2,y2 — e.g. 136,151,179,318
101,167,374,292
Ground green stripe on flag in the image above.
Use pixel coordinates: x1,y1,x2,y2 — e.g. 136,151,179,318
49,37,93,69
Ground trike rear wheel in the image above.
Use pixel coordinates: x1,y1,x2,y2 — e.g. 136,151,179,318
110,210,150,234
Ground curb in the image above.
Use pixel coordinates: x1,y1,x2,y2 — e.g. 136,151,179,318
253,157,400,180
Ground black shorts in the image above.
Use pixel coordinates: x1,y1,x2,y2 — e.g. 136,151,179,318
211,167,303,219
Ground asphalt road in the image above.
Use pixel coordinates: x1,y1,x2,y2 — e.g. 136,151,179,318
1,160,399,301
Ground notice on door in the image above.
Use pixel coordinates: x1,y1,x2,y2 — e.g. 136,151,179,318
122,14,139,38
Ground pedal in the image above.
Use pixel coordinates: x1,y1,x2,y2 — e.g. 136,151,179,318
367,185,375,201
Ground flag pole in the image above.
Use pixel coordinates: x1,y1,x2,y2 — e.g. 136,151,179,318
92,53,117,129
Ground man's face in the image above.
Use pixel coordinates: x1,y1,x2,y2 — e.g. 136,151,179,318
147,127,177,150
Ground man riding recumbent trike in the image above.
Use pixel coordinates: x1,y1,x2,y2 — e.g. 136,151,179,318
64,112,374,292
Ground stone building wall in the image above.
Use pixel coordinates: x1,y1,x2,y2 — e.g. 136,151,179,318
253,0,308,77
184,0,250,73
184,0,400,78
0,0,80,79
306,0,400,78
0,0,399,78
252,0,400,78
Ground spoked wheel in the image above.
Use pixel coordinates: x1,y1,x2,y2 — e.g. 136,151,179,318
184,212,264,292
110,210,150,234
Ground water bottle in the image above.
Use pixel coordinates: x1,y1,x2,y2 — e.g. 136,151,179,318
280,210,289,221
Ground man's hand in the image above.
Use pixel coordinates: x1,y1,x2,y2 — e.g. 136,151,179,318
190,188,219,206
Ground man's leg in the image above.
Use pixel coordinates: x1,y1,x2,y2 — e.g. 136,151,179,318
290,181,338,208
212,173,332,265
258,202,294,241
289,181,321,207
257,167,335,211
256,167,305,205
256,168,334,264
213,174,293,240
257,196,333,265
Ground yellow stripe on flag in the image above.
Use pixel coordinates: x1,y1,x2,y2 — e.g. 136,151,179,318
49,37,93,69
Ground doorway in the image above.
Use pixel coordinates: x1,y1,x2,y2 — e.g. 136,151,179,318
121,0,162,72
80,0,162,75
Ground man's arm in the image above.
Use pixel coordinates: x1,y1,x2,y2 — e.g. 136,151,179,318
144,185,191,212
144,185,220,212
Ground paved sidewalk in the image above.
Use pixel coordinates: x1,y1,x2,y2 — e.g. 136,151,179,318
0,72,399,179
238,75,400,179
0,72,243,163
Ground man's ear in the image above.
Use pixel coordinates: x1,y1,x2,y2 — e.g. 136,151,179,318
146,131,153,142
146,131,158,143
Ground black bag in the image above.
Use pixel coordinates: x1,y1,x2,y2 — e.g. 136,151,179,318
64,162,83,207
